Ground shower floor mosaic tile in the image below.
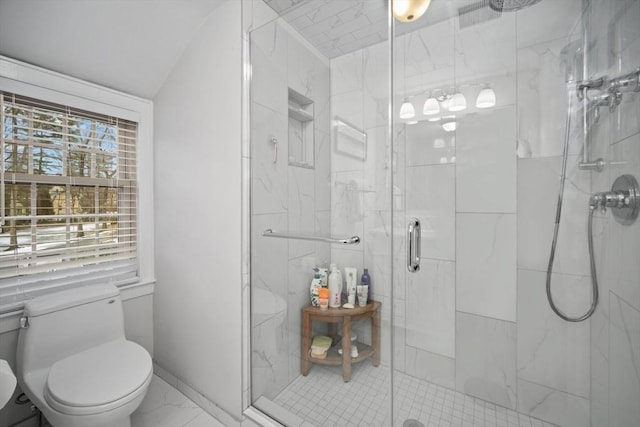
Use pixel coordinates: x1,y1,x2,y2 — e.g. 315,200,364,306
273,363,559,427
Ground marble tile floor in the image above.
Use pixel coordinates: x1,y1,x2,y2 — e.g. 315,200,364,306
32,374,223,427
131,375,225,427
272,363,560,427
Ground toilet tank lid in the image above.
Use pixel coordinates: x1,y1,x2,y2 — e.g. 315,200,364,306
24,284,120,317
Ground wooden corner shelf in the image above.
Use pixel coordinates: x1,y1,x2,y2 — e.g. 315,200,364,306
301,301,381,382
308,342,374,366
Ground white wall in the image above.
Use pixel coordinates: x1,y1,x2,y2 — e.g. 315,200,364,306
153,0,243,421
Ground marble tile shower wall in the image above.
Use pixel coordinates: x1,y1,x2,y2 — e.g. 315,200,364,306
587,1,640,427
250,2,639,427
250,19,331,401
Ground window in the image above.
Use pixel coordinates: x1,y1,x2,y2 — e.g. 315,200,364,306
0,92,137,302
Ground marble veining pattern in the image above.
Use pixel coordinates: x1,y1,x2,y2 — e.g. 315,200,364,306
455,312,517,410
131,375,224,427
608,292,640,427
456,213,517,322
517,270,591,398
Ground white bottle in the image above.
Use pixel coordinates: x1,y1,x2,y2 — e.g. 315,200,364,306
328,263,342,308
310,272,322,307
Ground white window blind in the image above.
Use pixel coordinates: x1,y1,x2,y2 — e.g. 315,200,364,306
0,92,138,307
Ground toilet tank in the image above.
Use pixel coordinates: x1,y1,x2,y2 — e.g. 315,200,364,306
17,284,126,376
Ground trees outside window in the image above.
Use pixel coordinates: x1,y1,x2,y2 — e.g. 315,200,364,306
0,93,137,279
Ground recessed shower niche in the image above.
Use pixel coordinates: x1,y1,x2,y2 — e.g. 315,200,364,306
287,88,314,168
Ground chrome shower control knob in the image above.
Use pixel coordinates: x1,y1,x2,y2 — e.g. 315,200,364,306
589,175,639,224
610,174,639,225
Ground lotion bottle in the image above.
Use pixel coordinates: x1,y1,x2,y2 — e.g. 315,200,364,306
328,263,342,308
310,271,322,306
361,268,371,302
344,267,358,305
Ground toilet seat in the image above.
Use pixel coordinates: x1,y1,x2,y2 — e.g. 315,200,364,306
44,339,152,416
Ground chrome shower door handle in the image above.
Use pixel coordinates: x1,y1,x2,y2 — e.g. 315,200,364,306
407,218,421,273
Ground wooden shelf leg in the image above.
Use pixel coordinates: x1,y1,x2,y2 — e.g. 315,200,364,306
301,311,311,376
342,316,351,382
328,323,338,345
372,307,380,367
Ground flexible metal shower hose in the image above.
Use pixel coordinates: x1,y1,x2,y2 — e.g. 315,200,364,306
545,94,599,322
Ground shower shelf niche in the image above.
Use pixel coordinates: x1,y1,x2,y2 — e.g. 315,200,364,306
288,88,314,169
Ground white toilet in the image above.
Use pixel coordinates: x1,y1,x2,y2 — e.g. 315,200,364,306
16,284,152,427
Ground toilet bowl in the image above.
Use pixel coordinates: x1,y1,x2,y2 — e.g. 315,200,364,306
16,284,152,427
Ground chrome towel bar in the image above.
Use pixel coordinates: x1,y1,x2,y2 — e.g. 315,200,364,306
262,229,360,245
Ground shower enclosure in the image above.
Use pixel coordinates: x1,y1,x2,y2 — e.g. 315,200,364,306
245,0,640,426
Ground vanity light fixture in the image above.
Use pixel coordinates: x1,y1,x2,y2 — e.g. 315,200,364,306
392,0,432,22
476,87,497,108
423,97,440,115
448,92,467,112
399,100,416,119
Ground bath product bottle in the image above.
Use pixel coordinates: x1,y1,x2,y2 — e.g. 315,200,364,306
318,268,329,286
344,267,358,305
361,268,371,302
310,272,322,307
328,263,342,308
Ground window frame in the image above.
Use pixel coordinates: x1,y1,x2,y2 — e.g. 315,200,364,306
0,56,154,314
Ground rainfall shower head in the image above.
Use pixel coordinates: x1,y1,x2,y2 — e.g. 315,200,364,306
489,0,542,12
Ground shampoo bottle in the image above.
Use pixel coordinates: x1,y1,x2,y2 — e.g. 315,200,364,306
328,263,342,308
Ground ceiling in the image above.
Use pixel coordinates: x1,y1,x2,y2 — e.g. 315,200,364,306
264,0,479,59
0,0,227,99
0,0,490,99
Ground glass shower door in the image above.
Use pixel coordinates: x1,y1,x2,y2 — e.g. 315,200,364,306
247,1,394,425
391,1,640,426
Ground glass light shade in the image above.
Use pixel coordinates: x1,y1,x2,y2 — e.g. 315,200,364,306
442,120,457,132
399,101,415,119
476,87,497,108
448,92,467,112
423,97,440,115
433,138,445,149
392,0,432,22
